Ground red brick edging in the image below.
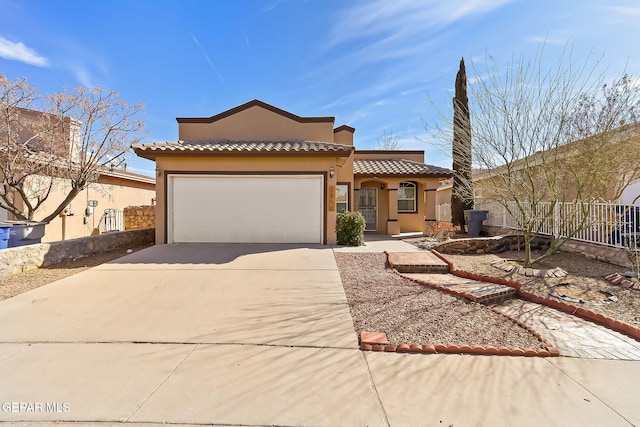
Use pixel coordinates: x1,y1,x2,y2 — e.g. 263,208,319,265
431,250,640,343
377,252,559,357
360,331,558,357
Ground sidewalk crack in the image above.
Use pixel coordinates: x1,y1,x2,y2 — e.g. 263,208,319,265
545,358,635,426
361,352,391,427
124,343,199,422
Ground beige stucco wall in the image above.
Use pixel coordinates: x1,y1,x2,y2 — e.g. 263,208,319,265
155,155,340,244
179,105,335,142
333,128,354,146
436,185,452,206
334,127,355,205
354,176,441,234
29,175,155,242
354,150,424,162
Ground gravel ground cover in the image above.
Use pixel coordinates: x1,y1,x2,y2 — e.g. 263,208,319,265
443,250,640,328
0,245,152,301
334,252,544,348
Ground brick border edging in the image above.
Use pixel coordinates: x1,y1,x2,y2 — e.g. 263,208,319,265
604,272,640,291
378,251,558,357
359,341,558,357
432,250,640,343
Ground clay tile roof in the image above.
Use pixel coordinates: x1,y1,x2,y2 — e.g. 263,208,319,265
353,158,452,177
132,140,353,159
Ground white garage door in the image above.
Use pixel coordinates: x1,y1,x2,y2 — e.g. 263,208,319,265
168,174,324,243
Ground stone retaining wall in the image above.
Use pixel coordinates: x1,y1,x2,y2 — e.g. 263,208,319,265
124,205,156,230
0,228,155,276
435,234,632,268
434,235,550,255
561,239,631,268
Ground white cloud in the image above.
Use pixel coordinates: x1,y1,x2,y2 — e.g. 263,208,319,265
326,0,513,48
526,36,567,45
609,6,640,16
68,64,95,88
0,37,48,66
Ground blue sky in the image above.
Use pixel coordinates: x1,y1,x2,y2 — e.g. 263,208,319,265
1,0,639,177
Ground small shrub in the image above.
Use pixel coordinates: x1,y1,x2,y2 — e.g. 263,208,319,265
424,221,456,242
336,211,366,246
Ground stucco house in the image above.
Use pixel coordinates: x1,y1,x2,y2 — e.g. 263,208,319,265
436,123,640,220
0,106,156,243
1,169,155,242
39,170,155,242
133,100,452,245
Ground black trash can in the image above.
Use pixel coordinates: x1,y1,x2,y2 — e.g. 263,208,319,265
464,210,488,236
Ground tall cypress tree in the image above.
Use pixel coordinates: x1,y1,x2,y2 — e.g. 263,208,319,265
451,57,473,231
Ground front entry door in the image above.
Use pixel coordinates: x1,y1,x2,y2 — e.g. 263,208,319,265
359,188,377,231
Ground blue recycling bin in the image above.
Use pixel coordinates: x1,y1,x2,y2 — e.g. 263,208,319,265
0,221,46,247
0,226,10,249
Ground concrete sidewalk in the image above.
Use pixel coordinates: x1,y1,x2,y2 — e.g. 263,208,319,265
495,299,640,360
0,242,638,426
332,232,420,253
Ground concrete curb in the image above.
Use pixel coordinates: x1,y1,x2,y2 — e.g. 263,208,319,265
432,250,640,343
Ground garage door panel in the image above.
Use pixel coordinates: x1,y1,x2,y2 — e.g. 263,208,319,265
169,175,323,243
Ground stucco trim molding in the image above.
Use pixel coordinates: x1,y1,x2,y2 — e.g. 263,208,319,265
176,99,335,125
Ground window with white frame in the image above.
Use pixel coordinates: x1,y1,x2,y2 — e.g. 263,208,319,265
398,181,417,212
336,184,349,213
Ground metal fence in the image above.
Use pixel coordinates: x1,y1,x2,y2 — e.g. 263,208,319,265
436,201,640,249
98,208,124,233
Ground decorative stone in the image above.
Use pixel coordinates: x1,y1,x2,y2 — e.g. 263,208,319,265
0,229,154,277
397,343,411,352
124,205,156,230
422,345,436,353
409,344,423,352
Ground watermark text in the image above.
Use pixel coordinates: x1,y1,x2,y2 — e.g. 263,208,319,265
2,402,70,413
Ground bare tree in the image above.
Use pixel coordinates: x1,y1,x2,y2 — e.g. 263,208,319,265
428,49,640,266
451,57,474,231
0,74,146,222
375,129,400,150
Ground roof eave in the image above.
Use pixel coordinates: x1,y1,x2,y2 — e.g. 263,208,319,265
355,172,453,178
132,147,353,160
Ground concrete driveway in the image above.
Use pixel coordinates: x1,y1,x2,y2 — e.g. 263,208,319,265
0,243,639,426
0,244,357,347
0,243,386,425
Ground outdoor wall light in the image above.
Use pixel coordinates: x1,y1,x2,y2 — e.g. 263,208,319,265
381,184,385,190
329,167,335,178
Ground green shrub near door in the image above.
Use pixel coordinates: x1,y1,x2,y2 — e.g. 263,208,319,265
336,211,366,246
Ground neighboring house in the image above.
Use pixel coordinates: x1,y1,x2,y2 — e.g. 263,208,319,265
2,168,155,243
436,124,640,217
620,181,640,205
37,169,155,242
1,106,155,242
133,99,452,245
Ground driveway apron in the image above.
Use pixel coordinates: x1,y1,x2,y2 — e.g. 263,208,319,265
0,244,387,426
